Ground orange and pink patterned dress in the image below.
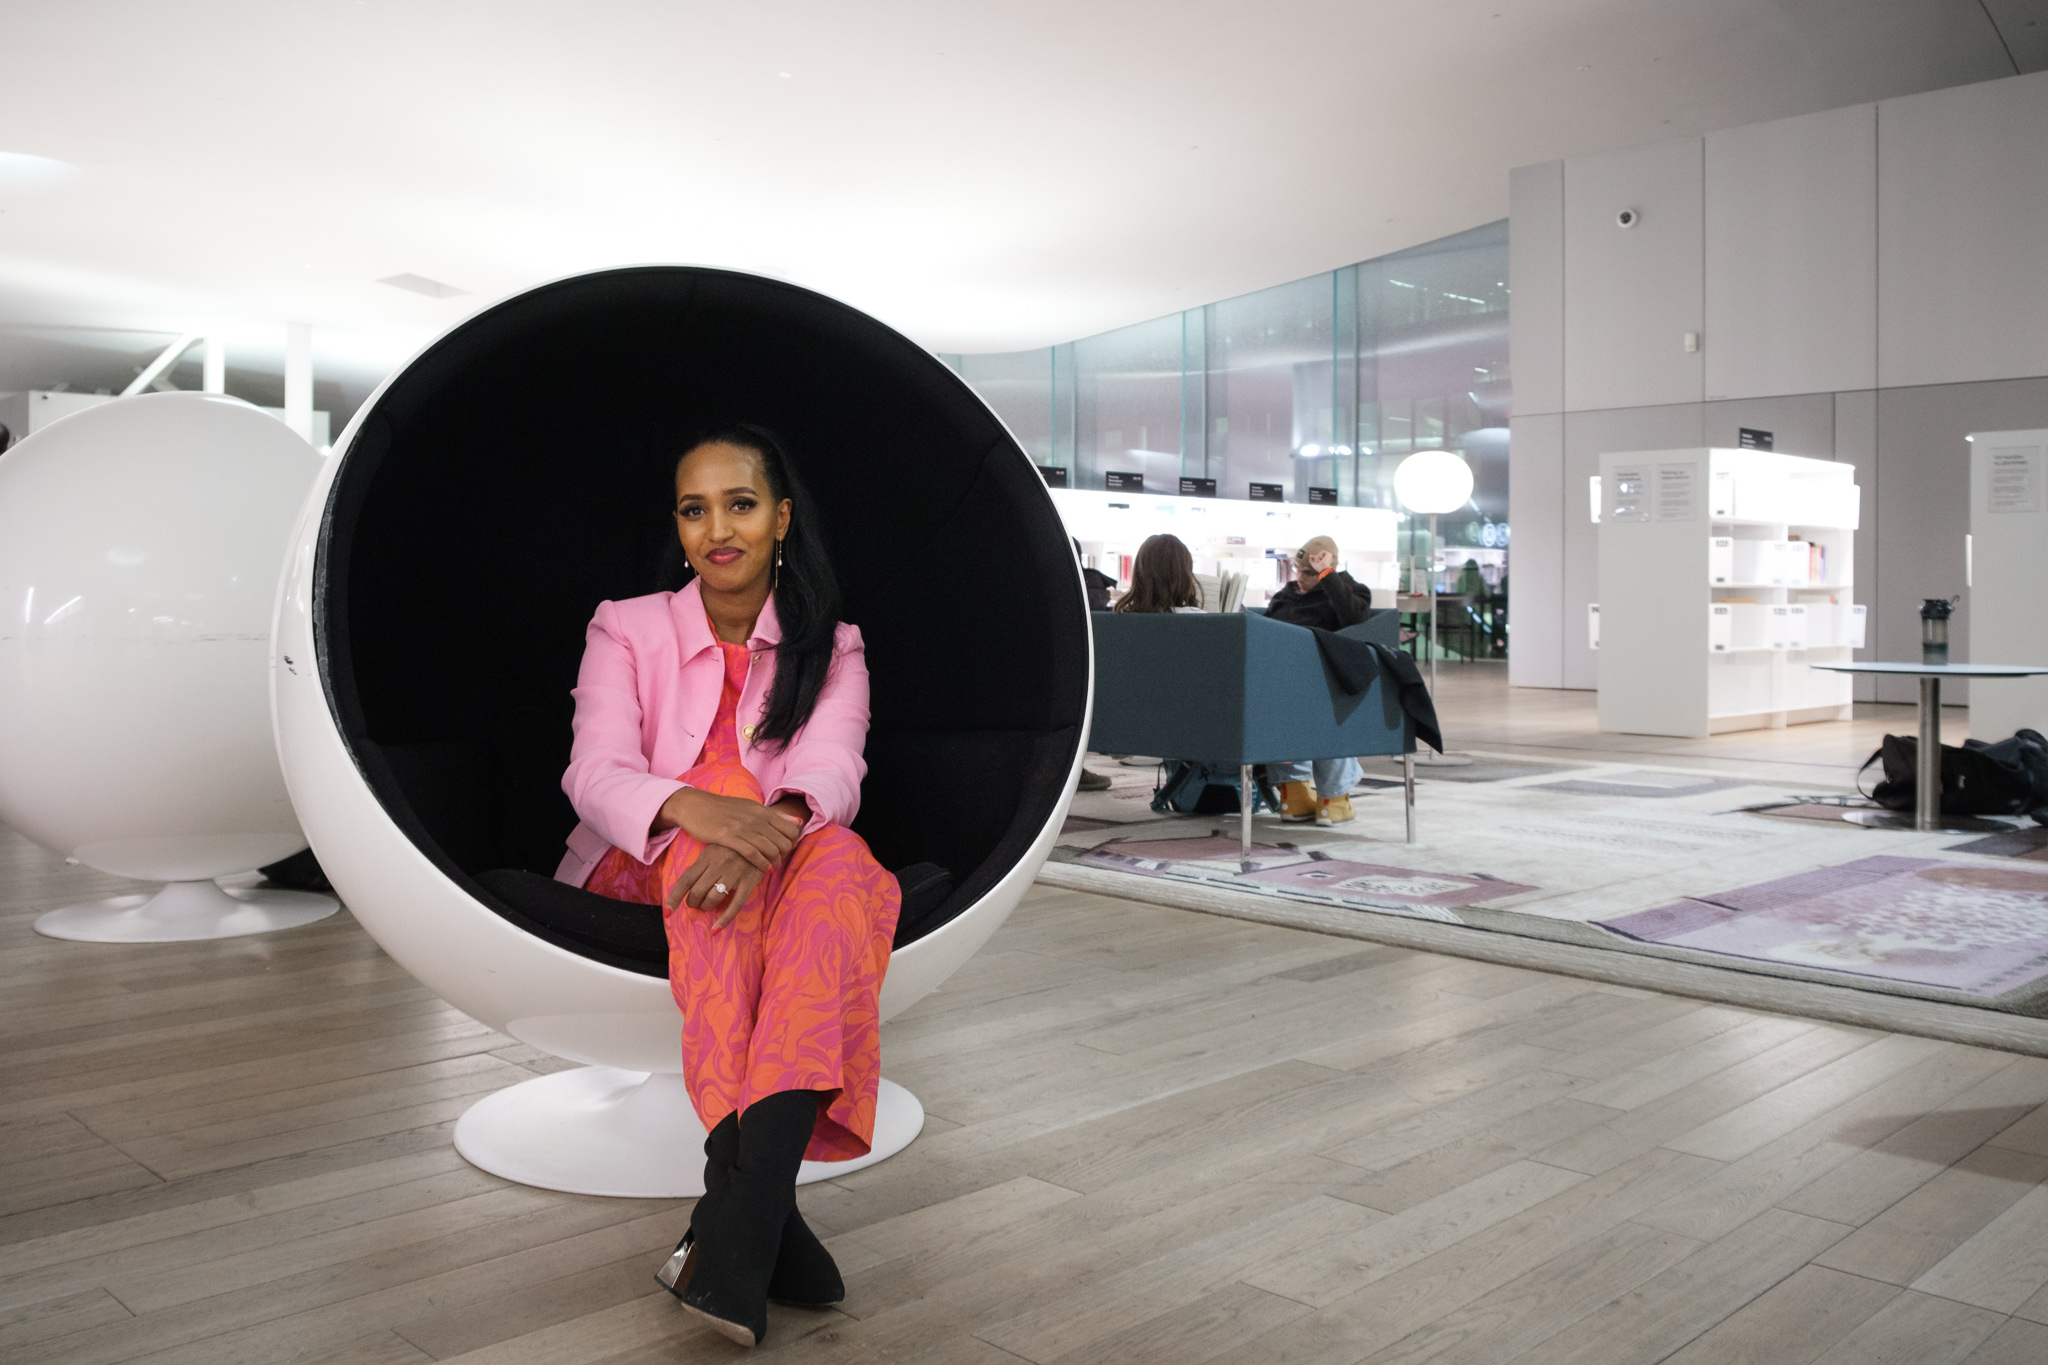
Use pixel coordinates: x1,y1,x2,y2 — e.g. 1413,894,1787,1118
584,638,900,1161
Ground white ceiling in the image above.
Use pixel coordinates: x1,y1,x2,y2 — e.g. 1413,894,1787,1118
0,0,2038,399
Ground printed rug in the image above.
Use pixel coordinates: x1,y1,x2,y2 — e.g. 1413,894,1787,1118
1073,831,1535,925
1596,856,2048,998
1054,752,2048,1015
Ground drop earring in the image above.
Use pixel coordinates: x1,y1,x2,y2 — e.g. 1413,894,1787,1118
774,539,784,591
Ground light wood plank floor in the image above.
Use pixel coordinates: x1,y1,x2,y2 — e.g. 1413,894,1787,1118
8,825,2048,1364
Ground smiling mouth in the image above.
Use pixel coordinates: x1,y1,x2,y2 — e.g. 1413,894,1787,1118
705,547,744,565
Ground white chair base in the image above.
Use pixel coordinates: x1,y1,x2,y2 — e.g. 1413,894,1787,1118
452,1067,925,1198
33,878,339,942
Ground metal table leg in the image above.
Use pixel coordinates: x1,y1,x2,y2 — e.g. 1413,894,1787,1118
1241,763,1253,855
1843,671,2005,833
1404,752,1416,844
1917,675,1940,832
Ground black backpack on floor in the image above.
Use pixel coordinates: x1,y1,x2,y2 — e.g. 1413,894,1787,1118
1860,728,2048,818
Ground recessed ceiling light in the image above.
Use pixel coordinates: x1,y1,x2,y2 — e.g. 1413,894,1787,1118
379,273,469,299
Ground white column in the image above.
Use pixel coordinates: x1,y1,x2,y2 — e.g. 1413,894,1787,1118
202,337,225,394
283,322,313,443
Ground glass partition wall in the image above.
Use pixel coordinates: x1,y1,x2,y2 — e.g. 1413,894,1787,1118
940,219,1510,652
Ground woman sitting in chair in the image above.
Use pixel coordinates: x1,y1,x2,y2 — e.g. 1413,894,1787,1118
1115,532,1206,614
558,423,896,1348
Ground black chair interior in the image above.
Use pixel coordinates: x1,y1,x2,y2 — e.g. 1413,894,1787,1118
316,268,1087,976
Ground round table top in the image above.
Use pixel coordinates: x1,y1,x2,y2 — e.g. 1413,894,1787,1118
1807,661,2048,677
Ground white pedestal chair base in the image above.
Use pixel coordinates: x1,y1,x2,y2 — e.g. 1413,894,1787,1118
33,878,339,942
452,1067,926,1198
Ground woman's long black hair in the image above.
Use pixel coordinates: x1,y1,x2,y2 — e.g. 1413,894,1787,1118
668,422,841,750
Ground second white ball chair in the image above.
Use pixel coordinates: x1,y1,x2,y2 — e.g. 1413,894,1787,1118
0,393,336,941
273,266,1092,1197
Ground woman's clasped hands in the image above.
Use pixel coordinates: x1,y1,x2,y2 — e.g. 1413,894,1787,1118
654,786,807,929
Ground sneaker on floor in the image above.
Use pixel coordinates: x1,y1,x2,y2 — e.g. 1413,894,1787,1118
1316,794,1356,826
1278,780,1318,823
1077,768,1112,791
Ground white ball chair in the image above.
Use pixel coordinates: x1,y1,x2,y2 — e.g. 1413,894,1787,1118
272,266,1091,1197
0,393,335,942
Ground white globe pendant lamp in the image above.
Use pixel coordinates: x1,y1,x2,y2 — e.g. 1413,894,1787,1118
1394,449,1474,767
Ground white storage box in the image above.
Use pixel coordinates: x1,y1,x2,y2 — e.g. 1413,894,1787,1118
1709,537,1734,585
1709,603,1734,652
1767,604,1807,650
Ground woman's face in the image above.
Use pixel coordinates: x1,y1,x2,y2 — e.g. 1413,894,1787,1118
673,441,792,596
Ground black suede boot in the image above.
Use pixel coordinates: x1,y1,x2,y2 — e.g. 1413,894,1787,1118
657,1110,844,1310
677,1090,821,1347
656,1112,738,1298
769,1207,845,1309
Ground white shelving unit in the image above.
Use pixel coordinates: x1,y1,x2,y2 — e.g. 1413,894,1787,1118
1597,447,1861,738
1969,428,2048,739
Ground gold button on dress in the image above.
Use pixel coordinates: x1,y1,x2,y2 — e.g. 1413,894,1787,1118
743,724,757,741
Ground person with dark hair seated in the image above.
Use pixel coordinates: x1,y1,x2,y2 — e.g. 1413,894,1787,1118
557,424,894,1348
1264,535,1372,826
1116,532,1206,614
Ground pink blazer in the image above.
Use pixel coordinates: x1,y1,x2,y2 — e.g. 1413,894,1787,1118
555,579,870,887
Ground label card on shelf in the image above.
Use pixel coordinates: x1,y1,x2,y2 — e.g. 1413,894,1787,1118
1609,466,1650,522
1988,447,2041,514
1104,470,1143,493
1040,465,1069,488
1655,462,1698,521
1179,477,1217,498
1710,536,1734,584
1248,482,1284,502
1308,486,1338,505
1739,427,1774,450
1710,467,1736,517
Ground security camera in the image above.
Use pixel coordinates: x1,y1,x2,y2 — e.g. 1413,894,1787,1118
1616,208,1639,228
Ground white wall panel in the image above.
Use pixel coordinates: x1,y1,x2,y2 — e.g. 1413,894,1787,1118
1507,412,1563,688
1563,137,1704,414
1879,71,2048,389
1509,162,1565,417
1705,104,1876,400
